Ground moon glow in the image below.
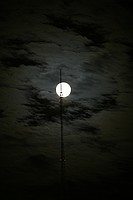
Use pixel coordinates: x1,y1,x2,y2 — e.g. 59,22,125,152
56,82,71,97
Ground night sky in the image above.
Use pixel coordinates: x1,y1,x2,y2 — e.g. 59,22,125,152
0,0,133,199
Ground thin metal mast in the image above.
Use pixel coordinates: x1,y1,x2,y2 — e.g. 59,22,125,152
60,69,65,199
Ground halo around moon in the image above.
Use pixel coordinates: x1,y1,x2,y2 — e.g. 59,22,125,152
56,82,71,97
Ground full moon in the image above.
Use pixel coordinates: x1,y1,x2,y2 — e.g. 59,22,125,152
56,82,71,97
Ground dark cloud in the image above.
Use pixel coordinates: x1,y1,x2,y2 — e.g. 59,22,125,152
91,92,120,112
127,45,133,63
19,86,92,126
1,54,41,68
78,124,100,135
0,39,48,68
45,14,108,47
80,135,116,152
27,154,54,169
0,109,5,118
1,37,61,49
78,123,116,152
19,85,121,127
116,0,133,11
0,133,26,148
19,86,59,126
82,61,105,74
